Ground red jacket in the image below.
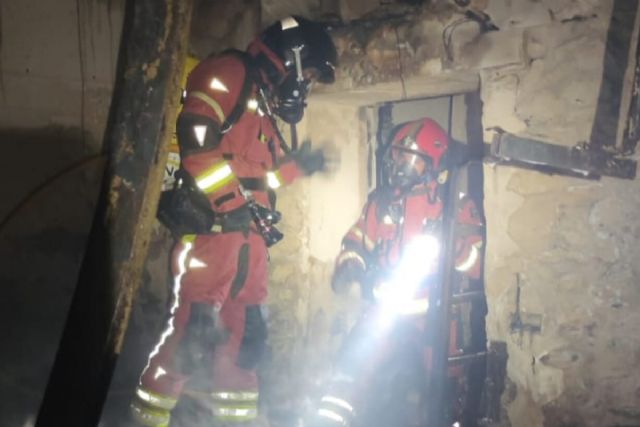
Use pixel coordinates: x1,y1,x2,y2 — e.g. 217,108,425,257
336,183,484,282
179,52,303,214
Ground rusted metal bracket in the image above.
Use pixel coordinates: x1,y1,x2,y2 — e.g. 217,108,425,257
509,274,542,335
488,132,637,180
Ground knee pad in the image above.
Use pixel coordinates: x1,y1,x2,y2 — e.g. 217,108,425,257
237,305,268,370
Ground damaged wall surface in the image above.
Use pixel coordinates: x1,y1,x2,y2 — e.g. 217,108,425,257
261,1,640,426
478,1,640,425
2,0,639,426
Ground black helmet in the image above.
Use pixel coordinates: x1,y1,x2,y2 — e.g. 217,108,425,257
248,16,337,124
258,16,337,84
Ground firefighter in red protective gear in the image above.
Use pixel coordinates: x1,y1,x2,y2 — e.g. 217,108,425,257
131,16,337,427
313,118,484,427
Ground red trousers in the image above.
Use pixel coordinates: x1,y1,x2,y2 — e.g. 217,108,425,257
139,230,268,401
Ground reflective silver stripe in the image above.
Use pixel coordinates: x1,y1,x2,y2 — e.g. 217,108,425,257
189,91,226,122
212,391,259,402
213,403,258,422
209,77,230,93
141,235,195,376
195,161,234,194
266,171,283,189
348,226,375,251
336,251,366,269
318,408,345,424
281,16,299,30
321,395,354,413
213,406,258,417
135,387,177,410
455,242,482,272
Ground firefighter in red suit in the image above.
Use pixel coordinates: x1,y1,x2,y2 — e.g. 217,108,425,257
131,16,337,427
314,118,484,427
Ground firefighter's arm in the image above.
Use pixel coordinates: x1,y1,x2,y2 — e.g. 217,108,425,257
177,56,246,212
453,196,484,279
331,201,377,294
270,140,326,187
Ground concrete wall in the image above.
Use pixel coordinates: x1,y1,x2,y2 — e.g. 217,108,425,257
0,0,125,150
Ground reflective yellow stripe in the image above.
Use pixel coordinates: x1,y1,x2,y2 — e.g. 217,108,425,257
195,161,235,194
182,234,196,244
131,400,170,427
189,91,226,123
266,171,284,189
135,387,177,410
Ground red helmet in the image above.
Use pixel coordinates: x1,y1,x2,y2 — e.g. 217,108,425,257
385,118,449,188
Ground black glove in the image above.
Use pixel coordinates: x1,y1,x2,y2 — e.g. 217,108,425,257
331,259,366,295
292,140,326,175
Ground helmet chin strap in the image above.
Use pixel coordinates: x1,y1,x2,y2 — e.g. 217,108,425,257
289,45,306,151
291,45,305,83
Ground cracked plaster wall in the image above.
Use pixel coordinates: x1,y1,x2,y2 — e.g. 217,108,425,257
477,1,640,426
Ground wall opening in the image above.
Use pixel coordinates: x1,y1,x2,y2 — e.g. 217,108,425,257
362,91,489,425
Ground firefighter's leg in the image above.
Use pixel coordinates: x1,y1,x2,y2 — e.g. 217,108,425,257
211,233,269,426
314,306,403,427
132,237,197,427
132,234,242,426
313,311,378,427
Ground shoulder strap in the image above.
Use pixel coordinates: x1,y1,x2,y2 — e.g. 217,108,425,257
215,49,293,157
220,49,257,134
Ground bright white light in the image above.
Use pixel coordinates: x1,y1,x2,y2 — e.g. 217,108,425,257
374,234,440,321
397,297,430,315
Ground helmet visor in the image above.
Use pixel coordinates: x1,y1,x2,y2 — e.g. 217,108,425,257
388,146,433,187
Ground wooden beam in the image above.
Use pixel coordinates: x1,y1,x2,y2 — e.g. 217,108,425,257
35,0,193,425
